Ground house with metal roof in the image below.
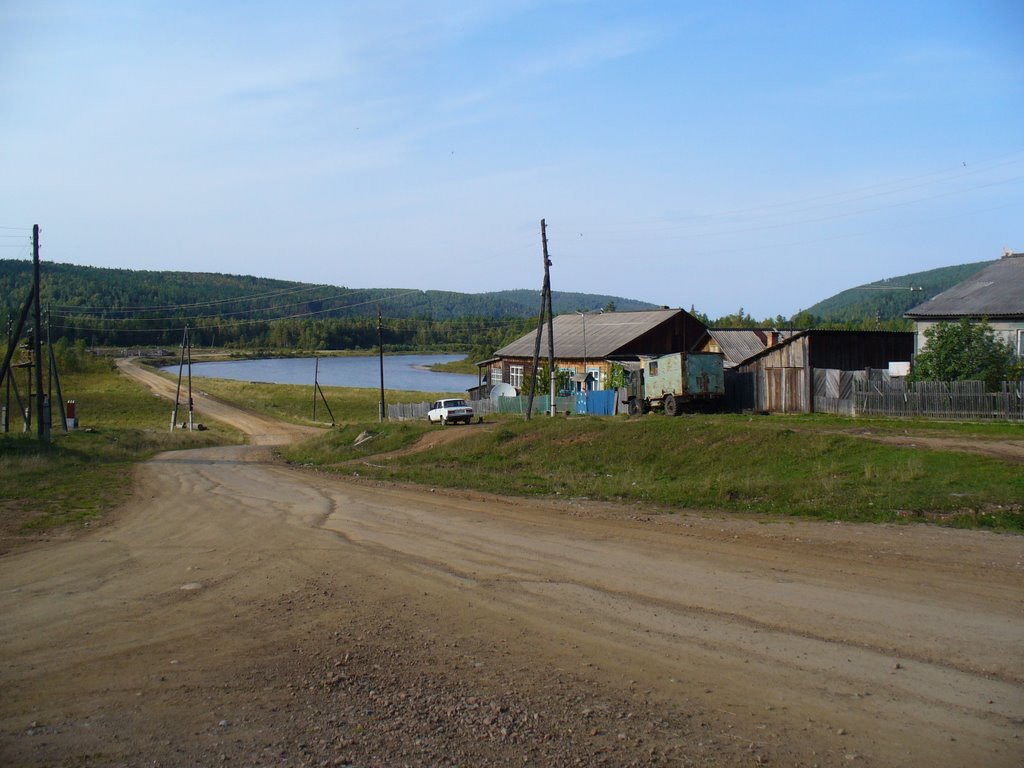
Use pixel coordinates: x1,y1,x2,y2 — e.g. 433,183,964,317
476,308,707,395
905,250,1024,357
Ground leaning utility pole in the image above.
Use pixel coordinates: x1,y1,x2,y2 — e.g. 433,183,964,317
526,219,556,420
171,326,193,431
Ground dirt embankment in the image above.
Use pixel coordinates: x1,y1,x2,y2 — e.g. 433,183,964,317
1,360,1021,767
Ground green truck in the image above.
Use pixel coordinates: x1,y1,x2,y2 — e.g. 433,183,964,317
624,352,726,416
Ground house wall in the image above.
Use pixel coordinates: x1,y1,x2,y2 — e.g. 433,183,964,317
487,356,612,393
915,320,1024,356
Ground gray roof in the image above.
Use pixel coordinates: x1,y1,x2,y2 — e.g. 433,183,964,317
706,329,769,366
705,328,800,367
905,253,1024,319
495,309,683,358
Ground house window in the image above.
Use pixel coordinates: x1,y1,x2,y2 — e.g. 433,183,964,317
649,361,658,376
1018,330,1024,357
587,367,602,390
491,365,503,384
509,365,524,389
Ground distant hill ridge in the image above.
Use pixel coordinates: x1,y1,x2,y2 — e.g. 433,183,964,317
802,261,996,324
0,260,657,321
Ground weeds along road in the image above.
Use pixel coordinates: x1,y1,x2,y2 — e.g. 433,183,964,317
1,360,1022,766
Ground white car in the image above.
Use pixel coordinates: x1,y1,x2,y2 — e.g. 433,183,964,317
427,398,474,425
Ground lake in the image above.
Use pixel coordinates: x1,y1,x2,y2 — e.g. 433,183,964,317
164,354,477,394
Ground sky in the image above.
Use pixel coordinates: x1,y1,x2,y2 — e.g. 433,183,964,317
1,0,1022,319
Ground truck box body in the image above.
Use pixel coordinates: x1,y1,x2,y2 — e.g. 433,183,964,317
643,352,724,399
626,352,725,414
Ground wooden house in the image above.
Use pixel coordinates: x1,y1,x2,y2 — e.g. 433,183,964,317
476,308,706,395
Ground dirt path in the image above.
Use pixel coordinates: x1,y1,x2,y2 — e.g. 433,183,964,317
114,357,320,445
1,363,1022,767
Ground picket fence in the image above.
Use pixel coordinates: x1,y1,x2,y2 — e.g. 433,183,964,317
854,379,1024,421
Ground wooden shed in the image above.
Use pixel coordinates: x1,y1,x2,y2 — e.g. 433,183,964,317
730,330,914,414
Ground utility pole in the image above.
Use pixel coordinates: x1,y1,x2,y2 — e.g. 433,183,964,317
542,220,556,417
186,324,194,431
171,326,187,432
377,306,385,422
526,219,557,420
33,225,46,441
313,356,319,422
4,314,10,433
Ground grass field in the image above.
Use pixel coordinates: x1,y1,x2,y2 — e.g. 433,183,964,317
0,363,240,538
283,412,1024,531
4,361,1022,538
187,375,447,426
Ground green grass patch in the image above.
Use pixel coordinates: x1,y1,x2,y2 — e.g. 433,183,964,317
191,376,456,426
281,421,432,466
0,364,240,537
298,413,1023,531
428,357,478,375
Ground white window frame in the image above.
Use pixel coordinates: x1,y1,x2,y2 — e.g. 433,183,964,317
1018,330,1024,358
491,365,503,384
509,365,524,389
586,366,602,391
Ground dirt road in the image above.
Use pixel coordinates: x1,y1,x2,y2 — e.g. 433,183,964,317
1,363,1022,766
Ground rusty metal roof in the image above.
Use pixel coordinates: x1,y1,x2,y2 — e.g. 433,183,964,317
495,309,684,358
905,253,1024,319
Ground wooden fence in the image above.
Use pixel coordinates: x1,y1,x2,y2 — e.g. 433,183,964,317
854,379,1024,421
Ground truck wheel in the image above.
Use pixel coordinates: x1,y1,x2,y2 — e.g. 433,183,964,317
628,398,644,415
664,393,680,417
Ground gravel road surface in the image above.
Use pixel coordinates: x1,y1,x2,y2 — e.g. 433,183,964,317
1,361,1021,767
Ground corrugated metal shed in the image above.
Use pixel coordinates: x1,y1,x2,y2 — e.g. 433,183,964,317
496,309,698,358
905,253,1024,319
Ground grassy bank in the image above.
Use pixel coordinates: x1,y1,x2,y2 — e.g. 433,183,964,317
1,364,240,539
286,413,1024,531
191,377,450,425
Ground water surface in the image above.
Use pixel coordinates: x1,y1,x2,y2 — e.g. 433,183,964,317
165,354,476,394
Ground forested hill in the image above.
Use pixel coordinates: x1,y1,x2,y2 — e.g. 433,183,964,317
801,260,995,324
0,260,654,320
0,259,655,352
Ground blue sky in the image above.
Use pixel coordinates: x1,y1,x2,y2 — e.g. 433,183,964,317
2,1,1022,318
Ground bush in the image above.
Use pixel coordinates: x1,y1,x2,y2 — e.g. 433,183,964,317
912,319,1022,390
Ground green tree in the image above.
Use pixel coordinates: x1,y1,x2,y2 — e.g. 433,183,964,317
912,319,1022,391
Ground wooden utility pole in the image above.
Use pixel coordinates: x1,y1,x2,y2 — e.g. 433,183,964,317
377,306,385,422
4,315,10,433
542,221,556,417
33,226,46,440
526,219,556,420
171,326,188,431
